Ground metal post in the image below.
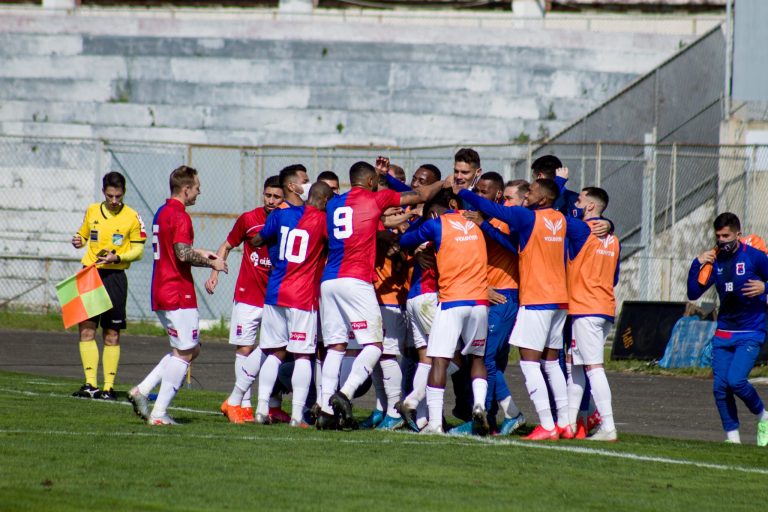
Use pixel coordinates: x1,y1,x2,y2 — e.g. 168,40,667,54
640,131,657,301
595,141,602,187
671,143,677,225
724,0,734,119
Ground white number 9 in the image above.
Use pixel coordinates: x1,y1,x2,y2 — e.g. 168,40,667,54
333,206,353,239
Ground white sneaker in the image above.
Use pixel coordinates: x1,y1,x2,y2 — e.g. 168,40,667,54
128,387,150,420
148,414,178,426
587,426,617,442
421,424,444,435
254,412,272,425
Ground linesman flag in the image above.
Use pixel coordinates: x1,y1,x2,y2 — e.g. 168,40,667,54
55,265,113,329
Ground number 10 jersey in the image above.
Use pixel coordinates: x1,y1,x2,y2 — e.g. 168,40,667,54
260,203,328,312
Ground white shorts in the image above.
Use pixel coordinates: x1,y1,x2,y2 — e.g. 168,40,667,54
259,305,318,355
228,302,263,346
406,293,438,350
509,307,567,352
570,316,613,365
320,278,383,347
381,305,407,356
426,305,488,359
156,308,199,351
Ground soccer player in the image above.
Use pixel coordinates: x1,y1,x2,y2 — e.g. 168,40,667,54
71,171,146,400
457,172,526,436
453,148,482,191
128,166,227,425
317,170,340,194
457,178,571,440
531,155,579,218
317,158,444,430
399,189,491,435
688,212,768,446
503,180,528,205
248,181,334,427
204,175,283,423
562,187,621,441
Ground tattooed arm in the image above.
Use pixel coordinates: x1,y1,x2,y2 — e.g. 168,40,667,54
174,243,228,272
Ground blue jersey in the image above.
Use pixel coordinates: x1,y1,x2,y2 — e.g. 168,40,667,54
687,243,768,332
554,176,581,218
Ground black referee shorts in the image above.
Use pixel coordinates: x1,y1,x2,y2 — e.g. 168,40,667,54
88,269,128,330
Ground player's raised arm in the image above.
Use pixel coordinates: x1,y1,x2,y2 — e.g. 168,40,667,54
205,240,232,294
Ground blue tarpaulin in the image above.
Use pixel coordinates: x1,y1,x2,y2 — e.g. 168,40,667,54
658,317,716,368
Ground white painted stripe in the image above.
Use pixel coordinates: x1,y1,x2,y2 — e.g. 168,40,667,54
0,426,765,476
1,385,766,476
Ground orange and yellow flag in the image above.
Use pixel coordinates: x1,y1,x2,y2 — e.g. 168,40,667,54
55,265,113,329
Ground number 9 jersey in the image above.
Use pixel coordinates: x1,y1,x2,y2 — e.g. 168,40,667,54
259,203,328,312
322,188,401,284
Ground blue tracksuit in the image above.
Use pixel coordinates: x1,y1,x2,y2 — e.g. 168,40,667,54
687,243,768,431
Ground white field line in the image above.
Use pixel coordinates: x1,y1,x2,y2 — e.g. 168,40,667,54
2,386,767,476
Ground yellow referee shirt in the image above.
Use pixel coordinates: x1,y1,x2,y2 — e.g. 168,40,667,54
75,203,147,270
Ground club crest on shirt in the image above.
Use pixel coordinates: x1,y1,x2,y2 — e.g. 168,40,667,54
736,262,745,276
112,233,124,246
236,324,243,336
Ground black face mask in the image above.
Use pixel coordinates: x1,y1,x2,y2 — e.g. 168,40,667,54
717,240,738,253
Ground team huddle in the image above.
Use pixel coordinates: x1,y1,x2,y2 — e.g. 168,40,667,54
73,148,623,441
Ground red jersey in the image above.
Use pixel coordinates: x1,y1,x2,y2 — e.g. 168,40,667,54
322,187,401,283
151,198,196,311
261,204,327,311
226,207,272,307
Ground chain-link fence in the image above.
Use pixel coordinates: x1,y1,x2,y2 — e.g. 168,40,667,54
2,135,766,321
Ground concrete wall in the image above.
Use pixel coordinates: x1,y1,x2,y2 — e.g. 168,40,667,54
0,7,693,147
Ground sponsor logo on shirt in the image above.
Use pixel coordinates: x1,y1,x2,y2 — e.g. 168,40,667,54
137,214,146,238
470,339,486,347
168,327,178,337
543,218,563,242
448,219,479,242
290,332,307,341
596,234,616,256
351,321,368,330
736,262,746,276
250,252,272,269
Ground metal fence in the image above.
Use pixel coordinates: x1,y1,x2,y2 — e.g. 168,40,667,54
1,135,766,321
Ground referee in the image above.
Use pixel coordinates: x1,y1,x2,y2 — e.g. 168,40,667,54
71,171,146,400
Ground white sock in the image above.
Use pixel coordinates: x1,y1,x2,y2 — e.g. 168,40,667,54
498,395,521,419
228,347,265,407
314,358,323,402
758,408,768,422
137,353,170,396
371,364,386,413
726,430,741,443
471,378,488,410
586,367,614,432
381,359,403,418
291,358,312,422
151,356,188,418
256,355,282,416
520,360,555,431
320,349,344,414
426,385,445,430
405,362,431,408
234,353,253,408
543,360,569,428
416,400,428,428
340,345,382,398
339,355,356,390
567,364,586,427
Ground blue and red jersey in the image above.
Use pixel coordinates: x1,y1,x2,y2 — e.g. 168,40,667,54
322,187,401,283
151,198,196,311
688,242,768,332
260,204,328,312
402,217,439,299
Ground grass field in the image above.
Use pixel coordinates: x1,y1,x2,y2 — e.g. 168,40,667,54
1,371,766,511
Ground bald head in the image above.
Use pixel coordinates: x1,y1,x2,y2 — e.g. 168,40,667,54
308,181,334,211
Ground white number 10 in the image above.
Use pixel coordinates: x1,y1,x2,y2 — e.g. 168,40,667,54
333,206,353,239
279,226,309,263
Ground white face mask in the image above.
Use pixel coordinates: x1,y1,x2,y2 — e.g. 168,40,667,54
297,184,309,202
